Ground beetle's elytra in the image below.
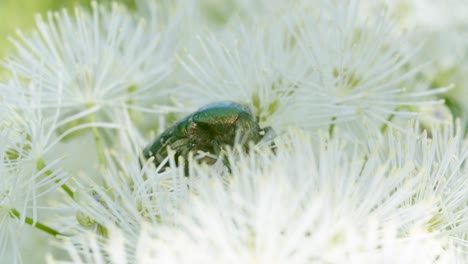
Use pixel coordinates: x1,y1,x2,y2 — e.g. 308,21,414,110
143,101,272,169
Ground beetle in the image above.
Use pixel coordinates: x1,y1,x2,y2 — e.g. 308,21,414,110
143,101,273,170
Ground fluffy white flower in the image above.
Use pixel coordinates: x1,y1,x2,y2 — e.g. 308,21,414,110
288,0,448,136
0,129,65,263
374,0,468,29
178,19,303,132
178,0,447,137
46,129,462,263
370,122,468,255
3,2,178,124
373,0,468,131
0,80,83,263
46,116,189,263
0,81,71,207
2,1,468,264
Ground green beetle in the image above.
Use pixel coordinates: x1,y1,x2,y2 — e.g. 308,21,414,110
143,101,273,169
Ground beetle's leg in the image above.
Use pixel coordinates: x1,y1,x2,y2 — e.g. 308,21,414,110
209,140,233,174
258,126,277,152
222,154,232,174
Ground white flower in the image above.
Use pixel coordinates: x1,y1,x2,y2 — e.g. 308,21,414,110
48,117,189,263
0,131,65,263
374,0,468,29
0,82,71,207
46,224,130,264
370,122,468,255
3,1,177,124
178,19,304,132
0,81,80,263
2,1,468,263
178,0,448,137
138,130,463,263
374,0,468,131
287,0,448,136
46,129,461,263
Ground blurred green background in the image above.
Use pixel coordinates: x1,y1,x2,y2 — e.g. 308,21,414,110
0,0,134,59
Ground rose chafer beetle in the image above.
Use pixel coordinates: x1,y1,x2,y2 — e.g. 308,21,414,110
143,101,273,170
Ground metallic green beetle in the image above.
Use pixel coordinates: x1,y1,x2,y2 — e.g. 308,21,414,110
143,101,272,169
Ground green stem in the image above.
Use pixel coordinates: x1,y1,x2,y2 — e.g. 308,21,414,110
381,106,408,133
37,158,74,199
358,155,368,176
464,122,468,137
329,116,337,138
380,114,394,133
61,184,74,199
9,209,62,237
88,112,107,166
